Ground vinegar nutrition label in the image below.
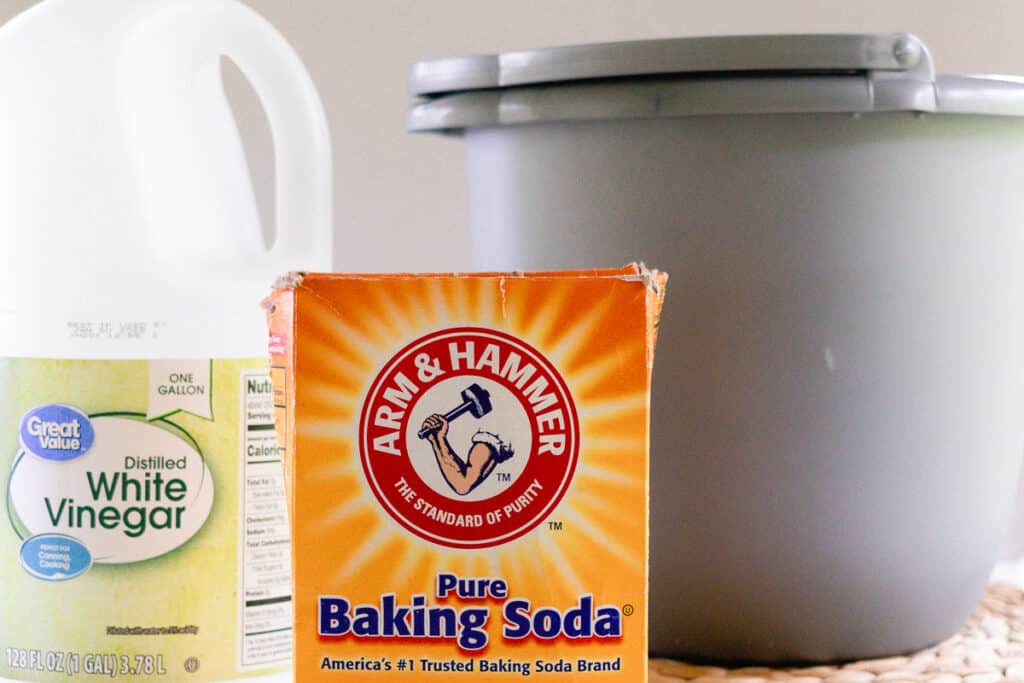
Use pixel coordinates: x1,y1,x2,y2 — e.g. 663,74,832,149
239,369,293,668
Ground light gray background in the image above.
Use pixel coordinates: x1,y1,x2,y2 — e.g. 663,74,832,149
2,0,1023,271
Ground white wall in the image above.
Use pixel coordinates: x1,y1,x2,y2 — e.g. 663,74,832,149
2,0,1024,271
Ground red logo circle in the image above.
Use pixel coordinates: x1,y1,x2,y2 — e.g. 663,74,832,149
359,327,580,549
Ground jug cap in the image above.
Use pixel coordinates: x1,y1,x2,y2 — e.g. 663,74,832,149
407,33,1024,131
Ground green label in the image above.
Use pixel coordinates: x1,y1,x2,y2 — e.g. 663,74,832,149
1,359,291,681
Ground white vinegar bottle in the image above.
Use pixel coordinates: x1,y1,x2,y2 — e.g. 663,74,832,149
0,1,330,682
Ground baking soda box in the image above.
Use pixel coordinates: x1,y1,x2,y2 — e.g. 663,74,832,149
265,264,666,681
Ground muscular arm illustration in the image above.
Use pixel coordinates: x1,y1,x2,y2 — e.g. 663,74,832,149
421,414,501,496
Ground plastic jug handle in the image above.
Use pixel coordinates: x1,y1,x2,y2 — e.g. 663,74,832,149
125,0,332,271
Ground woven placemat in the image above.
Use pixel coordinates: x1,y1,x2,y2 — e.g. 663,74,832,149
650,583,1024,683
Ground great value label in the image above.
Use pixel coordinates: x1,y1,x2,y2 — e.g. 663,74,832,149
10,409,214,566
0,358,290,682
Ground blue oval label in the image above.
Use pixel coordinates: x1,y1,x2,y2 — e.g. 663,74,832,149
19,404,94,462
19,534,93,581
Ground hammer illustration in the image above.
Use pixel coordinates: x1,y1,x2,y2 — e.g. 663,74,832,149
417,383,493,439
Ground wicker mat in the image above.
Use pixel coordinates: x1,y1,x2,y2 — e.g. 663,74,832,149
650,583,1024,683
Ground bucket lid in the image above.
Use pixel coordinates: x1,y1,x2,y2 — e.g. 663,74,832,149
408,33,1024,131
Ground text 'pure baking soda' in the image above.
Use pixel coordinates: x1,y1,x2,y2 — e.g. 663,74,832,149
0,0,331,681
266,265,666,681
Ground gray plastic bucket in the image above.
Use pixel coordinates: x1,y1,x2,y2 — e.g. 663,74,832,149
409,34,1024,662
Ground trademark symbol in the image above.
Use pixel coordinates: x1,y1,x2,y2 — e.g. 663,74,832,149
184,657,200,674
622,604,635,617
497,472,512,483
548,521,564,531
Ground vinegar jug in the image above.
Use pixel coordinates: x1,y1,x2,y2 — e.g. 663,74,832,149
0,0,331,681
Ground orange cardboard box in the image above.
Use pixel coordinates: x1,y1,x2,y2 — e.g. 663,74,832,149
265,264,666,681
